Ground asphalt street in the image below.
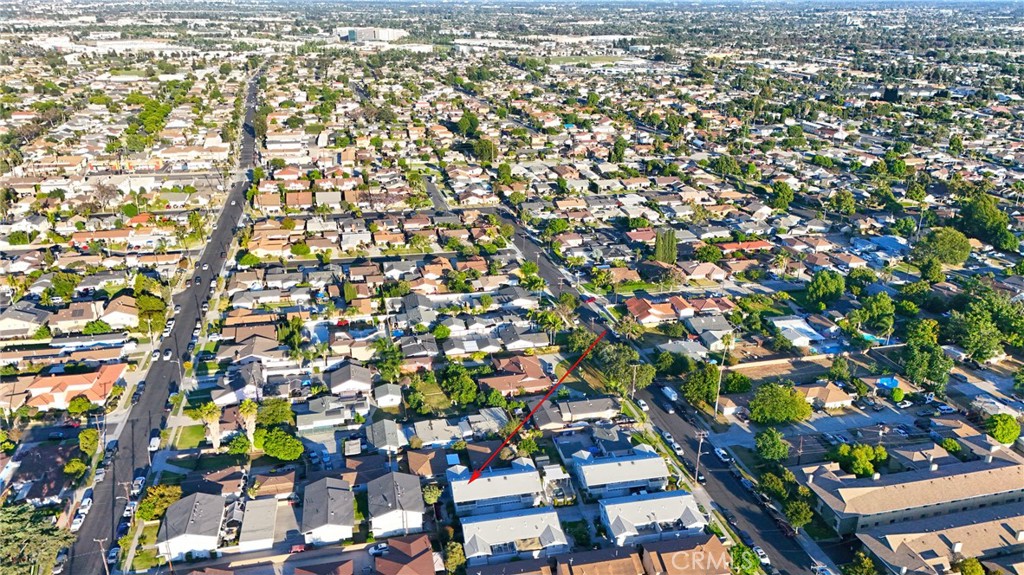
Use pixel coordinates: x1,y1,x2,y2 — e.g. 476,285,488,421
66,71,261,575
638,387,838,575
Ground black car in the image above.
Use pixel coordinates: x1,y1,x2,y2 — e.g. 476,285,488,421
115,520,130,539
737,530,756,547
131,391,141,405
194,276,202,286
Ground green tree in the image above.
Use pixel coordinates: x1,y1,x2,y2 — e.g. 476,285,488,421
227,434,251,454
471,138,497,163
842,552,880,575
238,399,259,448
955,559,984,575
829,189,857,215
940,437,961,455
986,413,1021,444
440,364,478,405
654,229,677,264
784,499,813,530
890,387,905,403
261,427,304,460
78,428,99,457
194,402,223,450
238,251,261,267
749,382,812,424
807,270,845,309
958,193,1019,252
694,244,723,263
66,395,94,417
730,545,759,575
947,304,1004,361
912,227,971,265
755,428,790,462
444,542,466,574
422,484,442,505
432,324,451,341
136,484,182,521
722,371,752,393
903,341,953,391
257,397,295,426
82,319,113,335
827,357,851,382
769,181,794,210
63,458,87,478
0,504,76,575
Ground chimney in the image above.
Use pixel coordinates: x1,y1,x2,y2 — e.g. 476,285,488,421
952,541,962,554
872,472,881,481
1016,530,1024,542
930,463,938,472
806,474,814,485
986,454,994,463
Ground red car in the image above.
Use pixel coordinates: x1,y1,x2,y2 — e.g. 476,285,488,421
581,296,596,303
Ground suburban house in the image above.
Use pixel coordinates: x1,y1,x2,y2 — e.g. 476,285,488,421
448,458,545,516
156,493,226,561
478,354,550,396
600,491,707,546
367,472,425,537
798,382,854,410
555,548,644,575
328,361,374,396
571,444,670,498
640,534,732,575
462,507,569,565
22,362,126,411
302,477,356,545
373,534,437,575
367,419,407,454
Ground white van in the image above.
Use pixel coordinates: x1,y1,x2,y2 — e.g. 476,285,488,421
148,437,161,452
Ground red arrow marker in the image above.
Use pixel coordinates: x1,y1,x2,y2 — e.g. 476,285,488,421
469,329,607,483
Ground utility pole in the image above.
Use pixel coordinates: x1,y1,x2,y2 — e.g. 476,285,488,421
629,363,639,401
94,538,111,575
694,430,708,481
797,436,804,465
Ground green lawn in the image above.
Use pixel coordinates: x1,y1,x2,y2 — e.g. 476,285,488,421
418,377,453,415
185,389,212,408
175,425,206,449
195,453,246,471
131,524,162,571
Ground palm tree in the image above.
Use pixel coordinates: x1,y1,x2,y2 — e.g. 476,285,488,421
772,252,791,274
617,315,645,342
195,402,222,450
238,399,258,449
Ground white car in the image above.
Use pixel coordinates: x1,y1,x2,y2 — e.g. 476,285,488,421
123,501,137,518
202,263,209,270
368,542,390,557
69,514,85,533
753,546,770,566
671,442,684,456
714,448,733,463
173,304,181,315
661,430,674,443
94,468,107,483
230,200,237,206
636,399,649,412
151,350,160,361
163,349,173,361
79,496,93,515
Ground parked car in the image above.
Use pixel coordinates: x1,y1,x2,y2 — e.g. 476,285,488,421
94,468,107,483
69,514,85,533
671,441,684,456
131,476,146,497
714,448,733,463
123,501,137,518
636,399,649,412
106,547,120,565
753,547,771,566
51,548,68,574
368,543,390,557
581,296,597,304
162,349,173,361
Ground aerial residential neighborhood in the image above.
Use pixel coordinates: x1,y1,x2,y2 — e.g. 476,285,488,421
1,2,1024,575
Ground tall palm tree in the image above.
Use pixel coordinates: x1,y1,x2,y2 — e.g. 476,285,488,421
772,252,791,274
617,315,645,342
195,402,222,450
238,399,258,449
